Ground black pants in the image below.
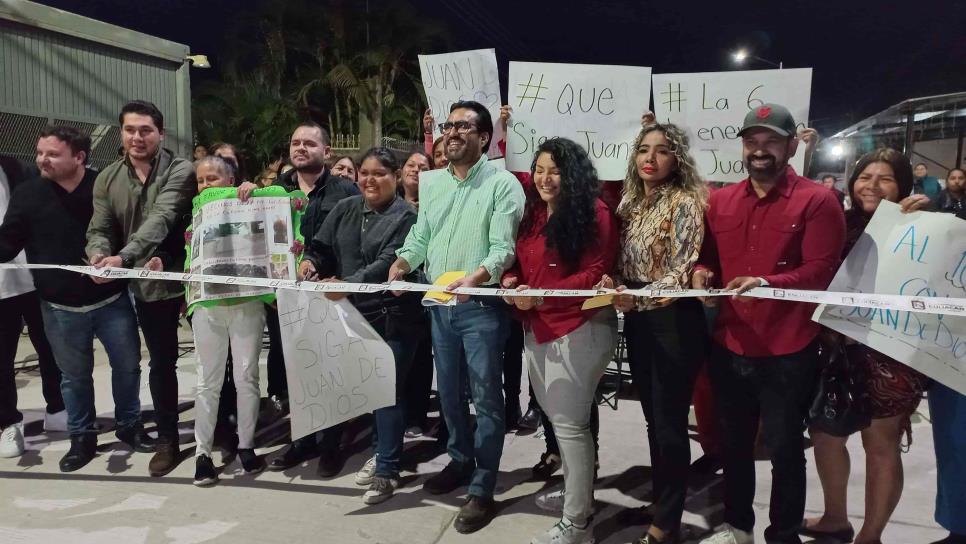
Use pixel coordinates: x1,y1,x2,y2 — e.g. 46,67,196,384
135,296,182,441
0,291,64,427
625,298,707,533
404,324,433,428
709,340,819,543
264,303,287,399
503,319,524,410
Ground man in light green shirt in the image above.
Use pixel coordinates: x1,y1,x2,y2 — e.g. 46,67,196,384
389,101,523,533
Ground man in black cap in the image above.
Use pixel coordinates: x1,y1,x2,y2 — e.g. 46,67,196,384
694,104,845,544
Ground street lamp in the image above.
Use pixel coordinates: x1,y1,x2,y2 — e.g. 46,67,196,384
185,54,211,68
731,48,782,70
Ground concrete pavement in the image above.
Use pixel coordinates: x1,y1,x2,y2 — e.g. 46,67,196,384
0,328,947,544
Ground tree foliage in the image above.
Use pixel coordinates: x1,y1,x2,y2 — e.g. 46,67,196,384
192,0,447,176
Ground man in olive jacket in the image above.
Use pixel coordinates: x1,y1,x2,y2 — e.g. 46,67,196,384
86,100,195,477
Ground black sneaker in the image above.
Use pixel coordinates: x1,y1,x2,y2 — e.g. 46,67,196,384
268,437,317,471
423,460,474,495
193,454,218,487
59,434,97,472
316,448,344,478
238,448,266,474
531,451,562,480
116,427,156,453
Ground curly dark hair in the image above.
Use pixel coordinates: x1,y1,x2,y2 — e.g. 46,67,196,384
519,138,600,270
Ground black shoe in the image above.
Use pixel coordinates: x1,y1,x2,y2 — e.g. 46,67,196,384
238,448,266,474
638,531,679,543
690,453,722,475
798,521,855,543
268,437,317,471
423,460,474,495
518,405,541,430
59,434,96,472
148,436,181,477
531,451,562,480
193,454,218,486
617,505,654,526
316,448,344,478
453,495,495,534
258,395,288,426
116,427,156,453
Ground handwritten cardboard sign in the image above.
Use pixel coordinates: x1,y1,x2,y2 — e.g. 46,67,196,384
652,68,812,183
506,61,652,180
276,290,396,440
418,48,503,158
814,201,966,394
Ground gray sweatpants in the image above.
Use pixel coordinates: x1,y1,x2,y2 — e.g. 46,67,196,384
525,308,618,525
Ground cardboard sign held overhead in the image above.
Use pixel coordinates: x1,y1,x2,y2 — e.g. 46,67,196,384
418,48,503,158
506,61,652,180
652,68,812,183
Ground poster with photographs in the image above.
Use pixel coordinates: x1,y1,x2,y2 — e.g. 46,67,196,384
187,196,296,305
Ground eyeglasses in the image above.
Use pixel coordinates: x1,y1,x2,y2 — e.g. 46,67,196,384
438,121,477,134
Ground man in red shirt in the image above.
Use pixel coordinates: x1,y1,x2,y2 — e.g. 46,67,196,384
694,104,845,544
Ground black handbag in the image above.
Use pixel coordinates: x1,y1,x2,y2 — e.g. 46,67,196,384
808,344,871,437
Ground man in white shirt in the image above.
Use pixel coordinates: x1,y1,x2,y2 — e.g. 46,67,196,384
0,162,67,458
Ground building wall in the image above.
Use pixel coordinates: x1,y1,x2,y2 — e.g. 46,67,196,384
0,3,190,169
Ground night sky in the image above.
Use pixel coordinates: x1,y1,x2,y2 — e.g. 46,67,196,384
33,0,966,138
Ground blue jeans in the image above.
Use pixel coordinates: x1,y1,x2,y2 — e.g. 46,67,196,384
367,308,421,478
929,382,966,534
430,300,509,499
41,295,143,437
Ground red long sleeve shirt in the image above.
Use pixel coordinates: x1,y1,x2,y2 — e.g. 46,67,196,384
503,200,618,343
497,139,623,212
698,167,845,357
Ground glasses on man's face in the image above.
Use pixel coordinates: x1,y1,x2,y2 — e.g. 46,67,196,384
438,121,477,134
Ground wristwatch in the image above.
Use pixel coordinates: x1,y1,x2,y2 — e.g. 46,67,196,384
120,254,135,268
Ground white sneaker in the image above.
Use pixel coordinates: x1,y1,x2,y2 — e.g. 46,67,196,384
362,476,398,505
530,517,594,544
699,524,754,544
0,423,25,458
43,410,69,432
535,487,566,513
355,455,377,486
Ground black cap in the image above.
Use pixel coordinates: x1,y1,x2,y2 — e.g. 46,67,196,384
737,104,797,137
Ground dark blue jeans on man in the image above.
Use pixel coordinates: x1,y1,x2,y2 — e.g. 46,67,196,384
709,340,819,544
40,294,143,437
429,299,509,499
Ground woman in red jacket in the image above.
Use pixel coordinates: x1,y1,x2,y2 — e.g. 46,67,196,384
502,137,618,544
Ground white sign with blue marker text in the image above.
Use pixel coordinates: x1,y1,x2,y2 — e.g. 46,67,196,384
506,61,652,180
276,290,396,440
814,201,966,394
418,48,503,158
652,68,812,183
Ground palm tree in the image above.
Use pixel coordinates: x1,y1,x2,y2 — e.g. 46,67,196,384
296,0,443,148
